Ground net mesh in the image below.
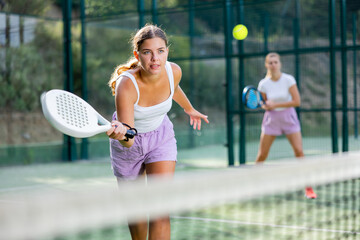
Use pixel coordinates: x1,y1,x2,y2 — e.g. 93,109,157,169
1,152,360,240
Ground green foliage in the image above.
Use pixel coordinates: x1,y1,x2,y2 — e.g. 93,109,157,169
169,35,191,58
85,0,137,18
0,44,62,112
0,17,63,113
3,0,52,15
84,26,135,113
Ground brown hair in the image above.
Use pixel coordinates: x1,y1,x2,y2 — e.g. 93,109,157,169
265,52,281,78
108,24,168,95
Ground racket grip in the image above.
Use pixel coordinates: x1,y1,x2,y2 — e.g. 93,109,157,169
125,129,137,139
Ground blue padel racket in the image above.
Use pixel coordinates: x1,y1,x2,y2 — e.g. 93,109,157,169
242,85,264,109
41,89,137,139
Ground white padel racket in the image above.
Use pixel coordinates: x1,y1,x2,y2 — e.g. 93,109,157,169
40,89,137,139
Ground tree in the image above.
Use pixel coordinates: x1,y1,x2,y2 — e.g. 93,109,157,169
0,0,54,144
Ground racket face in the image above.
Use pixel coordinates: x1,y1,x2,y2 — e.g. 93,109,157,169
41,90,110,138
243,86,262,109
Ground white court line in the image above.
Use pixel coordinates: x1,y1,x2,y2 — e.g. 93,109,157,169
0,178,115,194
172,216,360,235
0,185,47,193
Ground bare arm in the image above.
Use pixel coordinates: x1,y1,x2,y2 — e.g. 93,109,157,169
106,76,137,148
173,85,193,112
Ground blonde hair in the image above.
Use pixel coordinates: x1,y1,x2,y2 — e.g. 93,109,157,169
265,52,281,78
108,24,168,95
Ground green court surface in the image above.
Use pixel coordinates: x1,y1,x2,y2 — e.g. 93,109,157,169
1,136,359,193
178,136,360,168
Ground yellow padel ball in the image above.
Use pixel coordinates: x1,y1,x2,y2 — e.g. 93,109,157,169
232,24,248,40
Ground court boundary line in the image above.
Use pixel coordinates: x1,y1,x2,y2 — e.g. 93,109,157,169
0,185,46,193
172,216,360,235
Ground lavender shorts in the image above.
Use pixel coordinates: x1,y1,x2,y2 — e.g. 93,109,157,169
109,114,177,180
261,107,301,136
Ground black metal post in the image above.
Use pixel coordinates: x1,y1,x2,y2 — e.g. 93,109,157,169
340,0,348,151
224,0,234,166
353,13,358,139
237,0,246,165
138,0,145,28
294,0,301,121
80,0,88,159
189,0,195,148
62,0,77,161
152,0,158,24
329,0,338,153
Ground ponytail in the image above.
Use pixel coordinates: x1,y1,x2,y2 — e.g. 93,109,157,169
265,70,271,78
108,58,139,96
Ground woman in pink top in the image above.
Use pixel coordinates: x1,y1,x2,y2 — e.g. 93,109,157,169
256,52,316,199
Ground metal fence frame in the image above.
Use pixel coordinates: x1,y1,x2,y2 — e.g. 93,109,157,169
62,0,360,165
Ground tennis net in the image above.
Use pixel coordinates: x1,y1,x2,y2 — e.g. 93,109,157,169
1,152,360,240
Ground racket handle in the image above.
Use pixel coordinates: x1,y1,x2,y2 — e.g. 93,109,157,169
113,123,137,140
125,129,136,139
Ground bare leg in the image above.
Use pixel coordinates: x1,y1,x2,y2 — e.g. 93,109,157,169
255,133,276,164
128,222,148,240
286,131,317,198
285,131,304,158
117,174,148,240
146,161,176,240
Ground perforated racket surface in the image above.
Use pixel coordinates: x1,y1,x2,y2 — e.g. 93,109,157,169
41,89,136,138
242,86,264,109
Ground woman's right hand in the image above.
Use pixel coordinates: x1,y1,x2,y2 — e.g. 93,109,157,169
106,120,128,141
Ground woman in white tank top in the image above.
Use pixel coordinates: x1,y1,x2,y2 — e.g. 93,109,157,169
106,24,209,240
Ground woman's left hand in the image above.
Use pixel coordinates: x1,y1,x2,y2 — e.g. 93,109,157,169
262,100,276,110
184,109,209,130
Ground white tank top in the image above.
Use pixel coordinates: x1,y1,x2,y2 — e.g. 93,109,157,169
115,61,175,133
